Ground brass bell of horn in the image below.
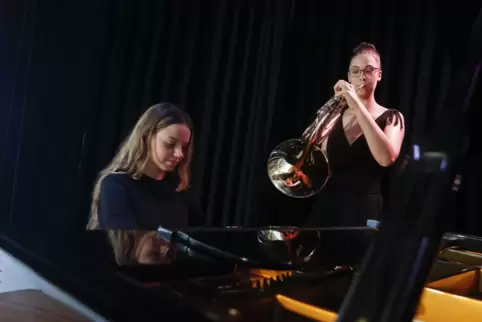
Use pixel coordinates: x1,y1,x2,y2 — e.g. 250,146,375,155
266,85,364,198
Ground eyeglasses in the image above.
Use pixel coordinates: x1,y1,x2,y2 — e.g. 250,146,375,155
348,66,380,77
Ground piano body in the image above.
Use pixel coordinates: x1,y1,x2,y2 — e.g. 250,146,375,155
2,225,482,321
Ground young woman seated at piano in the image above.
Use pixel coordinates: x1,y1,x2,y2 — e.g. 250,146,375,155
86,103,195,230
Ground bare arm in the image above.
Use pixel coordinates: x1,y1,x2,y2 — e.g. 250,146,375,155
353,104,405,166
334,80,405,167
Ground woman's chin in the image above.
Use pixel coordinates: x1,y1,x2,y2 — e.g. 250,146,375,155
357,88,372,99
161,163,177,172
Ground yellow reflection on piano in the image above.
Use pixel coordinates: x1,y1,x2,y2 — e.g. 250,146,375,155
274,267,482,322
275,294,337,322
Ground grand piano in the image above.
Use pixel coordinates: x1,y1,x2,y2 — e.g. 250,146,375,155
2,222,482,321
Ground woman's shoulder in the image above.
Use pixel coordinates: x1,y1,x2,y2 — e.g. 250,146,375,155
100,172,134,189
376,106,405,129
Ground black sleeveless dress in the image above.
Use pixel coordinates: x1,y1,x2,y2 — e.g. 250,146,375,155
306,108,404,227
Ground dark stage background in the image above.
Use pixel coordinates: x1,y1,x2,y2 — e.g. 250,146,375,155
1,0,481,233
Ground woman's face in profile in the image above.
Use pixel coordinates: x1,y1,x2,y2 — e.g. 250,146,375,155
150,123,191,172
136,232,171,264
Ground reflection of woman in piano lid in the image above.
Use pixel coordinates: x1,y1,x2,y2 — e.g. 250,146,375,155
107,230,172,265
307,42,406,227
86,103,194,230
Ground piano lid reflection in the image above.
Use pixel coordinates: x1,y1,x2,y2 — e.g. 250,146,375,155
103,228,482,322
4,224,482,322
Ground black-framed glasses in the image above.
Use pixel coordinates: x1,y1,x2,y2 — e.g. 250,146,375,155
348,66,380,77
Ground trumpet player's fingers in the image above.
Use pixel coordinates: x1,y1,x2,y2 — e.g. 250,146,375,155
334,80,358,101
334,79,353,93
334,83,345,97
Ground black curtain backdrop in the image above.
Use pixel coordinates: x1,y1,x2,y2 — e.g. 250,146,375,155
1,0,481,232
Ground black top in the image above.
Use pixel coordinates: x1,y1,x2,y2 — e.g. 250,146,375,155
308,109,404,227
98,172,191,229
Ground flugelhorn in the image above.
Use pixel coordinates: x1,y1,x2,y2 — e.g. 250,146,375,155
266,84,364,198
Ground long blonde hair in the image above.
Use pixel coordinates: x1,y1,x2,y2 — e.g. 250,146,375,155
106,230,142,265
86,103,194,230
106,230,166,265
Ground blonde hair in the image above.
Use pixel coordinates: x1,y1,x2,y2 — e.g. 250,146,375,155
106,230,164,265
86,103,193,230
106,230,142,265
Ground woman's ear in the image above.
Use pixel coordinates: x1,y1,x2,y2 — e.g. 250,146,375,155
377,69,383,81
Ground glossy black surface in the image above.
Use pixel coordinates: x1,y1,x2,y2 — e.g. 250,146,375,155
3,220,482,322
440,233,482,252
0,222,219,321
0,222,377,322
170,227,377,269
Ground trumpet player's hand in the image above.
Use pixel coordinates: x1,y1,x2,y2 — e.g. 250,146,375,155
334,80,358,104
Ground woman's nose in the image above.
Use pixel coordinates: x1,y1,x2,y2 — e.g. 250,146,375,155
174,146,184,158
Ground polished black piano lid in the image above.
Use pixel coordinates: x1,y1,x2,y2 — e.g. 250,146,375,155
0,222,378,322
